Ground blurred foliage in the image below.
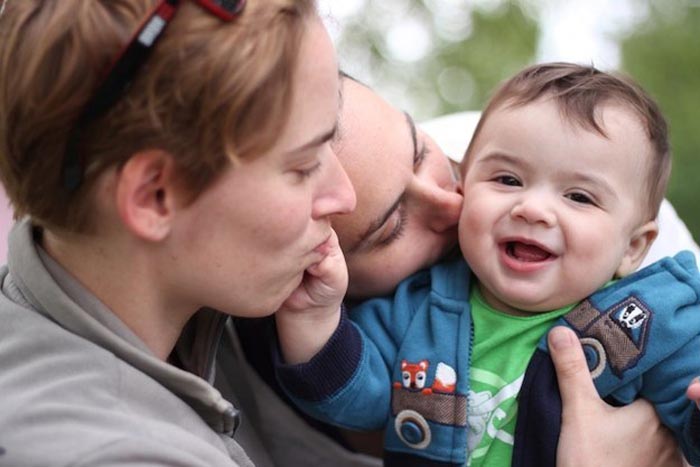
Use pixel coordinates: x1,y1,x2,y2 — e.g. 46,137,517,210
620,2,700,238
335,1,539,120
333,0,699,239
432,4,539,113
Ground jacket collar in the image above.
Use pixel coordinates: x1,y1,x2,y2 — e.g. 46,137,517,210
6,218,239,436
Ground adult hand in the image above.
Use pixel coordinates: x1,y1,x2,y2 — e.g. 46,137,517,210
549,326,684,467
686,377,700,408
275,230,347,364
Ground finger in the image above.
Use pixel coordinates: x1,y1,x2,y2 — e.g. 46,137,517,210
548,326,599,409
307,230,343,277
686,377,700,405
313,229,342,259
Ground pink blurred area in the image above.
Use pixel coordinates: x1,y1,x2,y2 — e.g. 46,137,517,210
0,187,12,263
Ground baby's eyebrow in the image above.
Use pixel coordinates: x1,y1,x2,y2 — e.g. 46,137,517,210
476,152,524,168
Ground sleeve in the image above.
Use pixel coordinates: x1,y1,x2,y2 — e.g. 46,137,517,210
275,297,424,430
594,252,700,465
275,280,430,431
638,334,700,465
685,407,700,465
551,252,700,464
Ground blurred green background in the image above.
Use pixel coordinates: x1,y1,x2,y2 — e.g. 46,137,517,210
320,0,700,241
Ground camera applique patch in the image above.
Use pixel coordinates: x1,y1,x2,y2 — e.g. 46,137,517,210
564,296,652,379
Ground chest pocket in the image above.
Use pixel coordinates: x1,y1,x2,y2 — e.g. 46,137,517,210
391,384,467,449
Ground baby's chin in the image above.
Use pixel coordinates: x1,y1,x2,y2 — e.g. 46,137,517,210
492,294,576,317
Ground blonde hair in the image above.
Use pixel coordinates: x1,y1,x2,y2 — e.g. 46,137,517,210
0,0,316,232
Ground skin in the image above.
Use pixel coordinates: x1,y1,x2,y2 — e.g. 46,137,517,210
283,76,683,466
550,326,684,467
331,78,462,299
459,97,657,315
43,17,355,360
166,18,355,321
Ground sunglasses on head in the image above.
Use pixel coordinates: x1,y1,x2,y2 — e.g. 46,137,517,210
61,0,246,192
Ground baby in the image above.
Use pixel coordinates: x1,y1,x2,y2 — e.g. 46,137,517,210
274,62,700,466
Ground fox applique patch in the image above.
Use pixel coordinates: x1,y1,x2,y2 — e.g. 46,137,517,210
395,359,456,394
392,359,466,449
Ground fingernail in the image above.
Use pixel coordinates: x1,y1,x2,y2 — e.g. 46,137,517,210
549,327,575,350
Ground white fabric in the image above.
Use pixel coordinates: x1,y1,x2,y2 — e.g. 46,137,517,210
420,111,700,268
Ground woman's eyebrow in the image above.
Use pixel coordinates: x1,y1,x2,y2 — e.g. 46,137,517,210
286,123,338,155
349,194,404,254
403,111,418,163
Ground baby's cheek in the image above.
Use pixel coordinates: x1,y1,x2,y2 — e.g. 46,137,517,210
458,203,486,242
568,227,625,280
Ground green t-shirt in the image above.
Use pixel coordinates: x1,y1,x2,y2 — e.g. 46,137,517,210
467,286,573,467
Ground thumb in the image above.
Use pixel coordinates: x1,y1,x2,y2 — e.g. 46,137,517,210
548,326,598,409
686,377,700,408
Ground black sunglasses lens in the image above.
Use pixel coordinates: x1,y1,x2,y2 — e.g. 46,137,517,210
218,0,245,14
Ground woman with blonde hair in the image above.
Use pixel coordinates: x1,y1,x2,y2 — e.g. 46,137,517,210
0,0,354,465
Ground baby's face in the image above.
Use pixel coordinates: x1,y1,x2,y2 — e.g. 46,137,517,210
458,98,657,314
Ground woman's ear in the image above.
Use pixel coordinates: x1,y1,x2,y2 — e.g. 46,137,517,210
615,220,659,278
114,150,180,241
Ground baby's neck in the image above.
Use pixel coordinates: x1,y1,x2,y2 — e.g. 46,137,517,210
475,282,574,318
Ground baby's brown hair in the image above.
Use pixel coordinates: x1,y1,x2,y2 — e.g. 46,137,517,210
463,62,670,221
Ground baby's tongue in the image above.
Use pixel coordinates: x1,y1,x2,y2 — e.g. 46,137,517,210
510,242,551,262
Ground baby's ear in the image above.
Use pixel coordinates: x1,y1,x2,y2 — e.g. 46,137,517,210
615,220,659,277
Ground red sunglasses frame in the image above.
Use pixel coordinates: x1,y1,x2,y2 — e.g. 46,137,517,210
61,0,246,192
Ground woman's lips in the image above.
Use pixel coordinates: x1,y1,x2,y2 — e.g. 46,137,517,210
313,234,333,255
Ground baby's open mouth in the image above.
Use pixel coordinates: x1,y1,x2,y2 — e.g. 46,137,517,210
505,241,553,262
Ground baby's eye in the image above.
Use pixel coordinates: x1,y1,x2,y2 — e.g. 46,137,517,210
494,175,521,187
566,192,595,205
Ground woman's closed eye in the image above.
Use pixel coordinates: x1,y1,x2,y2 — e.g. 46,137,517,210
377,204,407,248
294,161,322,180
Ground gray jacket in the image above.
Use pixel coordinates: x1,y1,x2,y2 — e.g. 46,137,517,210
0,220,252,467
216,322,382,467
0,219,382,466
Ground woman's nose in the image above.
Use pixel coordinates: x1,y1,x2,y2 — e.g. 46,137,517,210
408,177,463,233
510,193,557,227
313,150,357,219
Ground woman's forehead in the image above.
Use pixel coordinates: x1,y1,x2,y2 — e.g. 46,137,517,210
335,79,413,171
332,80,414,250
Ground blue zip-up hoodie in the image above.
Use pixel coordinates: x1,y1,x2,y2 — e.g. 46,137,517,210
276,251,700,466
